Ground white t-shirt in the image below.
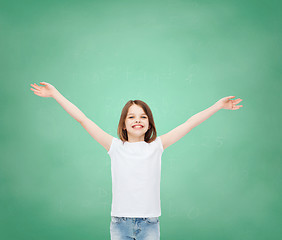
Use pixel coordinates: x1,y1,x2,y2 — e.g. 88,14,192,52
107,136,164,217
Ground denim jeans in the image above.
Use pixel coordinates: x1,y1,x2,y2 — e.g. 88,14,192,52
110,216,160,240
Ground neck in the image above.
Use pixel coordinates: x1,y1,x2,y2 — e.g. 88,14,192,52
127,135,145,143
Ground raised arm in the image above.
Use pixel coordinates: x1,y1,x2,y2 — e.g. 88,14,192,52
30,82,113,152
159,96,243,150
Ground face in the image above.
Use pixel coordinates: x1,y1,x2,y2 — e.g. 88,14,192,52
124,104,150,141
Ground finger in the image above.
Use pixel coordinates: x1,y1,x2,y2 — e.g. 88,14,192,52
227,96,235,99
33,91,41,96
31,83,40,90
224,96,235,102
233,99,242,104
30,88,40,94
40,82,47,85
34,91,40,95
233,105,242,110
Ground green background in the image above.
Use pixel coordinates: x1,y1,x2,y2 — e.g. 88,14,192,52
1,0,281,239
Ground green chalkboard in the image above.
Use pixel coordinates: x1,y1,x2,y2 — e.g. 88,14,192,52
1,0,281,239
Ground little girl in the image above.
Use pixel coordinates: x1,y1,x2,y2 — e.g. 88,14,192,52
30,82,243,240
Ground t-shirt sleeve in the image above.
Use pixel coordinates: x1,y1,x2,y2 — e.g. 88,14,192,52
157,136,164,153
107,137,118,156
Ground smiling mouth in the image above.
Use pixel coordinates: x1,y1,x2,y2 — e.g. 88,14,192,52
132,126,144,129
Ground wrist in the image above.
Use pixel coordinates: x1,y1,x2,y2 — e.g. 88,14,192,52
52,90,61,99
214,101,223,110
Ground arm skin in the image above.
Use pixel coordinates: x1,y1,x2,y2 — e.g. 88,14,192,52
185,102,223,129
159,102,222,150
52,90,113,151
159,96,243,150
52,91,87,123
30,82,113,151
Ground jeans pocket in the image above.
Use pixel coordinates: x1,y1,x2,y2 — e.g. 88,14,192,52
145,217,159,224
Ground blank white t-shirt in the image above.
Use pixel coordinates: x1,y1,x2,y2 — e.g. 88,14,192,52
107,136,164,217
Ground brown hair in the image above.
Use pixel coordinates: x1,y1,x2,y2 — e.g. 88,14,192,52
117,100,157,144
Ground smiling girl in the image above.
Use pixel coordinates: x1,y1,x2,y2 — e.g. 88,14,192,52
30,82,243,240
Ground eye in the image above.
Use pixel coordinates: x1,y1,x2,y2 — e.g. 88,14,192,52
128,116,147,118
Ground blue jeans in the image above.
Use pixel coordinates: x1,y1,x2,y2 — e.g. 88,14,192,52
110,216,160,240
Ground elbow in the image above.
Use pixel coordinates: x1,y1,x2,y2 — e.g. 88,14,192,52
78,116,88,124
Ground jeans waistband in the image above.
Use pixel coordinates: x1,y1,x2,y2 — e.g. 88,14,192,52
112,216,158,221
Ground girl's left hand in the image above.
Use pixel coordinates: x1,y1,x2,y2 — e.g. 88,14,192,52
216,96,243,110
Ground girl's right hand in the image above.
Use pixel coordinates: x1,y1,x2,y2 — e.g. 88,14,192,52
30,82,58,98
